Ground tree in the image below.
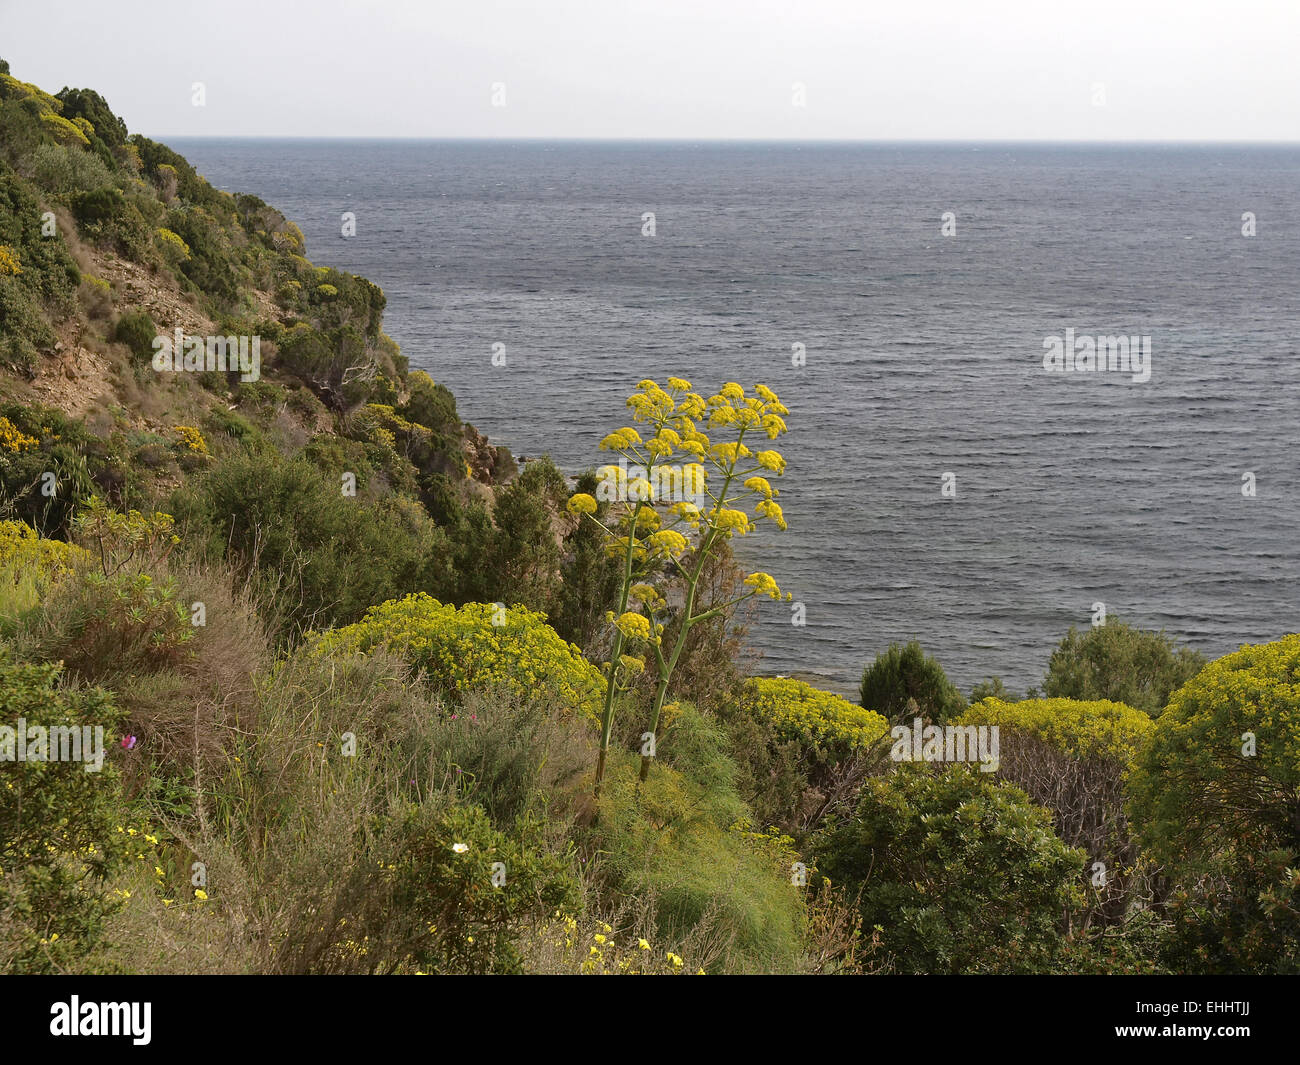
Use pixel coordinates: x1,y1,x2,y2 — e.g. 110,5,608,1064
859,640,965,723
1042,618,1204,716
816,765,1085,973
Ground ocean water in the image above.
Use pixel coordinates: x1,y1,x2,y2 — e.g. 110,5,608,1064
169,139,1300,698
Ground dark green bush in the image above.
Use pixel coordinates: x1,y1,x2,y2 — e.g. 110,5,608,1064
168,450,448,639
816,764,1085,973
110,308,156,365
1043,618,1205,716
0,655,130,973
860,639,966,723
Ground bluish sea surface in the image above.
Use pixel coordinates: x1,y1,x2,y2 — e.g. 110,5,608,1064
169,139,1300,697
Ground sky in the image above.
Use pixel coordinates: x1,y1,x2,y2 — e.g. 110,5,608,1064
2,0,1298,141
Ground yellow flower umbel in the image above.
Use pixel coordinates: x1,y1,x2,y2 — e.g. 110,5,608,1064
570,379,794,791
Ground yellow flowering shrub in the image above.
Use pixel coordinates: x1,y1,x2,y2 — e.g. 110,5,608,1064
0,245,21,276
1130,633,1300,865
0,520,88,583
740,676,889,750
173,425,208,454
310,594,605,719
155,227,191,260
0,415,37,452
39,111,90,147
958,696,1153,771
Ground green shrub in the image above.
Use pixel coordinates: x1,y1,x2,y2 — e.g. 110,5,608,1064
859,639,966,723
0,656,130,973
0,413,98,535
1043,618,1206,716
0,520,87,629
192,649,581,974
168,451,444,638
0,275,54,375
311,594,605,719
29,142,114,196
592,733,807,973
816,764,1085,973
1128,634,1300,972
958,697,1154,926
960,696,1152,769
54,88,127,150
743,677,889,752
111,308,157,365
1131,634,1300,863
69,186,150,260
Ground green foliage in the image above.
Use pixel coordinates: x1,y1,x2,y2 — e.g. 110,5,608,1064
0,275,55,375
0,404,99,535
479,457,568,614
743,677,890,752
0,165,80,317
592,739,807,973
550,469,622,649
0,520,87,628
111,308,157,365
161,205,239,303
816,765,1086,973
1043,618,1206,716
0,656,130,972
958,697,1153,927
200,649,581,975
960,696,1152,769
69,186,151,260
969,675,1014,703
29,143,115,197
54,87,127,149
1130,634,1300,865
311,594,605,719
859,639,966,723
168,450,450,639
1159,848,1300,974
379,802,578,974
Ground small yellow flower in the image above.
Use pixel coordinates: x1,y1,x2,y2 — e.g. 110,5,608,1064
567,492,597,515
194,889,208,900
638,938,651,950
614,612,651,640
743,572,782,599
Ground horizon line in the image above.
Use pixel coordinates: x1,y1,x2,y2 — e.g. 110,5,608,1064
151,134,1300,147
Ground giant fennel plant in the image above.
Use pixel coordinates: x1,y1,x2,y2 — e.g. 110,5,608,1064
567,378,792,793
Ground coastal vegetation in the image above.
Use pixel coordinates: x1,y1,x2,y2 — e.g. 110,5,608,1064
0,60,1295,974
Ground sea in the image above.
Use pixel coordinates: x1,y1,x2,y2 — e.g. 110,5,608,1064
167,139,1300,698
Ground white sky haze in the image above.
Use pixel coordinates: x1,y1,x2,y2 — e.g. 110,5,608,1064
2,0,1297,140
